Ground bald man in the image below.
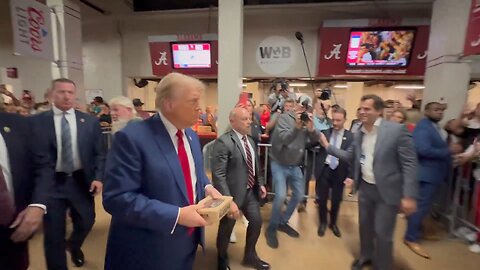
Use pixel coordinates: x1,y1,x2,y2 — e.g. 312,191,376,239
212,107,270,270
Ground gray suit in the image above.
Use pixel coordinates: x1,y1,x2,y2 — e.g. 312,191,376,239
327,119,417,270
212,130,265,265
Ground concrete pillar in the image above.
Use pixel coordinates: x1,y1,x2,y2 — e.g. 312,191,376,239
48,0,85,103
345,82,364,125
423,0,471,122
217,0,244,134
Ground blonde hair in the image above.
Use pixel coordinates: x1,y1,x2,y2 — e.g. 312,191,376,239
109,96,137,117
155,72,205,110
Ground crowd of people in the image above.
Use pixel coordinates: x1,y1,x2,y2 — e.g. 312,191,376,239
1,75,480,270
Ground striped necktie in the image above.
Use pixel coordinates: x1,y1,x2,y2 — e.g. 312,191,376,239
61,112,74,173
242,136,256,188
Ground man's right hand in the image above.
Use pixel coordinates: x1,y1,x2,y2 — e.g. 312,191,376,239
227,202,241,220
178,204,207,228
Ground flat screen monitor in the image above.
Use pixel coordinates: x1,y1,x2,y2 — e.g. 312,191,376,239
171,42,211,69
346,29,416,67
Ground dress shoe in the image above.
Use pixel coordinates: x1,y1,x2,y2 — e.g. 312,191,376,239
404,240,431,259
329,224,342,238
317,223,327,237
242,257,271,270
278,223,300,238
351,258,372,270
67,246,85,267
217,256,231,270
265,228,278,249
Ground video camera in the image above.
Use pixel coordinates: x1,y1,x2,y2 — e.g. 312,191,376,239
318,86,332,101
297,95,312,123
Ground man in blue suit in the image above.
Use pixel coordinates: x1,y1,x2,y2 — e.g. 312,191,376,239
103,72,222,270
32,78,106,270
0,112,53,270
404,102,452,259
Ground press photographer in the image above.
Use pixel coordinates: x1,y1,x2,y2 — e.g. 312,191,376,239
265,97,320,249
268,80,295,114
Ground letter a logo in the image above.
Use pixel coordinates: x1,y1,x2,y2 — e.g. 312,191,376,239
324,44,342,60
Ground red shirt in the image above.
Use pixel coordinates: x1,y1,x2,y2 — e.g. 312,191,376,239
260,111,270,128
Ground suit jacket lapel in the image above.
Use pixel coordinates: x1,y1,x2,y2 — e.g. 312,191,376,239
75,111,86,163
45,110,57,149
426,119,444,144
374,120,387,164
230,131,247,163
185,128,205,202
149,115,189,204
340,130,350,150
0,120,20,199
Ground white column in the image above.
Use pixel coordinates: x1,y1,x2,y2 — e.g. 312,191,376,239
48,0,85,103
217,0,244,134
345,82,364,125
423,0,471,122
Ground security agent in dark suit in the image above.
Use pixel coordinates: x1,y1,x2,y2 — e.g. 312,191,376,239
31,78,106,270
320,95,418,270
212,107,270,270
0,112,53,270
314,108,353,238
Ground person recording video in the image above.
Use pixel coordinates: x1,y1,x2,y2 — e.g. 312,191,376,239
265,97,320,249
267,80,295,114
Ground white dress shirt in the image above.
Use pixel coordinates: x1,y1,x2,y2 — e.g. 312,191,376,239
360,118,382,184
159,112,206,234
326,129,344,166
232,129,256,175
432,122,448,141
159,111,198,201
53,106,82,172
0,131,46,212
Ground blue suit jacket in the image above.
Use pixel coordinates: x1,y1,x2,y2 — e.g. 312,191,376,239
413,118,451,183
103,114,211,270
31,110,105,189
0,112,54,215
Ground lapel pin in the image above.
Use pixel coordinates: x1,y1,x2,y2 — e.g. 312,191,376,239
343,137,346,140
189,136,192,141
80,118,85,123
3,126,11,133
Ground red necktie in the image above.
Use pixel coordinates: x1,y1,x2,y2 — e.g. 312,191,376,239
0,167,15,226
176,130,195,235
242,136,256,188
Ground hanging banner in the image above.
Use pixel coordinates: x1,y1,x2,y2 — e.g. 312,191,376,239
10,0,54,61
464,0,480,57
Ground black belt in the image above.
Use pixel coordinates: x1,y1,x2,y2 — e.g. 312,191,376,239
55,169,84,178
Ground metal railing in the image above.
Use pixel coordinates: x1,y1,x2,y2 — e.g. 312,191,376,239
444,162,480,236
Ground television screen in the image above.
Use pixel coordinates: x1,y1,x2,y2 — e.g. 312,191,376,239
171,42,211,69
346,29,416,67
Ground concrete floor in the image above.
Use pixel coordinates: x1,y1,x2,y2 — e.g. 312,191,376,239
27,194,480,270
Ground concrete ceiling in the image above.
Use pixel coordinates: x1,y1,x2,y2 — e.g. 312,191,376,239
79,0,434,22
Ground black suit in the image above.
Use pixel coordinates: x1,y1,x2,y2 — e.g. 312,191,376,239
314,128,353,226
0,113,53,270
212,130,265,267
31,109,105,270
